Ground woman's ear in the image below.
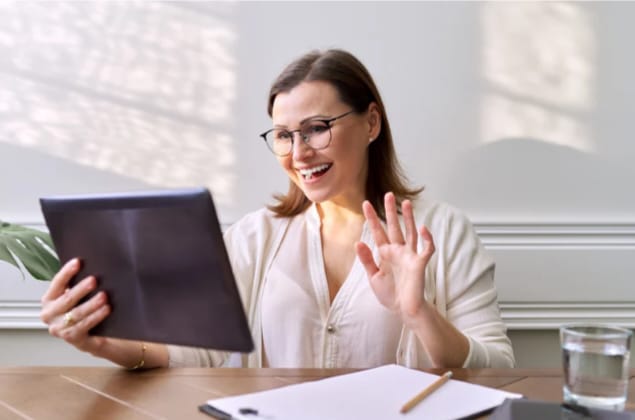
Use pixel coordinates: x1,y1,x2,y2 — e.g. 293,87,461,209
367,102,381,143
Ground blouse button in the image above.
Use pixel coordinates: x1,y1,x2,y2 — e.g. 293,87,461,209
326,324,336,333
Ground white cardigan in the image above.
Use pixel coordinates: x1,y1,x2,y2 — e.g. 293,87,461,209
167,200,515,368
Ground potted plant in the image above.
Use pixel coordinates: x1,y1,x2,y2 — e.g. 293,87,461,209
0,220,59,280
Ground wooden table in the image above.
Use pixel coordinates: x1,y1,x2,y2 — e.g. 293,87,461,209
1,367,634,419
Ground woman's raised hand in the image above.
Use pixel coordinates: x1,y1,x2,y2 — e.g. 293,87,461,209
356,192,436,327
40,258,111,354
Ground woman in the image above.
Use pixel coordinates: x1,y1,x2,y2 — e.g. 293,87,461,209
40,49,514,369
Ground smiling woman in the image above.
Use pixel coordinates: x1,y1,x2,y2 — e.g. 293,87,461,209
0,221,59,281
38,48,515,371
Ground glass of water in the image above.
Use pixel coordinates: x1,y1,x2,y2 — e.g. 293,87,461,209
560,324,632,411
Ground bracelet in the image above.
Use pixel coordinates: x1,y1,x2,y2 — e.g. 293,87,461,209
128,342,147,370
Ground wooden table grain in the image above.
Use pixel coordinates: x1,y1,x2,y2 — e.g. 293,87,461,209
0,367,633,419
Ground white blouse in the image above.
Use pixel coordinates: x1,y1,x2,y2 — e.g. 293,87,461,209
167,200,515,369
261,205,402,368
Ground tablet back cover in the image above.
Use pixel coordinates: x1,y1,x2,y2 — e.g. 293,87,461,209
40,188,254,352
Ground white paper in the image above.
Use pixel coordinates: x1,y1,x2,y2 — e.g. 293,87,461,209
205,364,523,420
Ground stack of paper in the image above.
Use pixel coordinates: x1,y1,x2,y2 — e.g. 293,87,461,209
203,364,523,420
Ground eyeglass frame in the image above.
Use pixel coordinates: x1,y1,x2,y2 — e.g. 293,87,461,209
259,110,356,157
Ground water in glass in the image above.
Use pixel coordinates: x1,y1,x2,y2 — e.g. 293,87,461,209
562,330,631,411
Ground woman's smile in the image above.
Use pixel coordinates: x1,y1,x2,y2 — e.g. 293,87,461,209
297,163,333,182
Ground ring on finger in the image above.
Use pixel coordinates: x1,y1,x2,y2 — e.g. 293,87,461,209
63,311,76,327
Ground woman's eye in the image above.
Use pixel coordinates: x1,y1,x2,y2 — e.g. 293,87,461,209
305,124,328,135
275,130,292,140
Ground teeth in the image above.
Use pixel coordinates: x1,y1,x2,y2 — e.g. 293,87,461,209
299,164,330,178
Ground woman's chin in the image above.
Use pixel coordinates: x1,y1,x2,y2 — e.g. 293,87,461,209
300,187,332,204
303,193,329,204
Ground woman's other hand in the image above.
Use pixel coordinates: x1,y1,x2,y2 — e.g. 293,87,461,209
40,258,111,355
357,192,471,367
356,192,435,327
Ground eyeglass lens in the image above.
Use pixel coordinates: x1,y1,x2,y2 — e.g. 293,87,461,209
266,120,331,156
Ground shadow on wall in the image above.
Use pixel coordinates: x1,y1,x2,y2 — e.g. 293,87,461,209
0,142,154,217
442,138,634,218
443,2,635,218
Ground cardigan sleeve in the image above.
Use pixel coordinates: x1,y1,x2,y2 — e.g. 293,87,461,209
451,266,515,368
443,206,514,368
397,202,515,368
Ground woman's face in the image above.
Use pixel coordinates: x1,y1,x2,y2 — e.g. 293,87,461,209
270,81,380,208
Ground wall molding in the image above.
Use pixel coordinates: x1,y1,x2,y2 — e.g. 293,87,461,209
0,301,45,329
500,302,635,329
7,218,635,247
3,300,635,331
4,218,635,330
474,221,635,248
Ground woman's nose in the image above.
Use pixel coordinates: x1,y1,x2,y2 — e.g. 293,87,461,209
291,134,314,160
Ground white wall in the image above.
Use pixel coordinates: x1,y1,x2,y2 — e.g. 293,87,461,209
1,1,634,367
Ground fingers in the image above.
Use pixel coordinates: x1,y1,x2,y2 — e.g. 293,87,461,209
40,275,97,324
362,200,389,246
402,199,417,251
384,192,405,245
39,257,111,348
49,292,110,342
363,192,406,246
419,225,436,263
363,192,435,262
42,258,81,303
355,241,379,279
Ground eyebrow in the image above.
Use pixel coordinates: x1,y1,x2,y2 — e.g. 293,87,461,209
273,114,331,129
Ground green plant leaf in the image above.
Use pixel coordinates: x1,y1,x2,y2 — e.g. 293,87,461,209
0,220,60,281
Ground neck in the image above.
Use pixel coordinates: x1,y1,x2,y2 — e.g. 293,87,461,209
315,199,365,227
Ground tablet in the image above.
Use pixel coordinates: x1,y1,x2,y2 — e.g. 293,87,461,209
40,187,254,352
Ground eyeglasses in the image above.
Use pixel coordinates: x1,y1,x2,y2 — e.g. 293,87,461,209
259,110,355,157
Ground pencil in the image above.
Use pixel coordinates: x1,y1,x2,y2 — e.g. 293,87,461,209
400,371,453,414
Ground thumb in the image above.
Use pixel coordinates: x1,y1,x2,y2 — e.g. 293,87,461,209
419,226,436,263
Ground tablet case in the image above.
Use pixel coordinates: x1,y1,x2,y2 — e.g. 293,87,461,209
40,187,254,352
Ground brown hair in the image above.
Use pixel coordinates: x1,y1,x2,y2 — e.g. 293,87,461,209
266,49,422,220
